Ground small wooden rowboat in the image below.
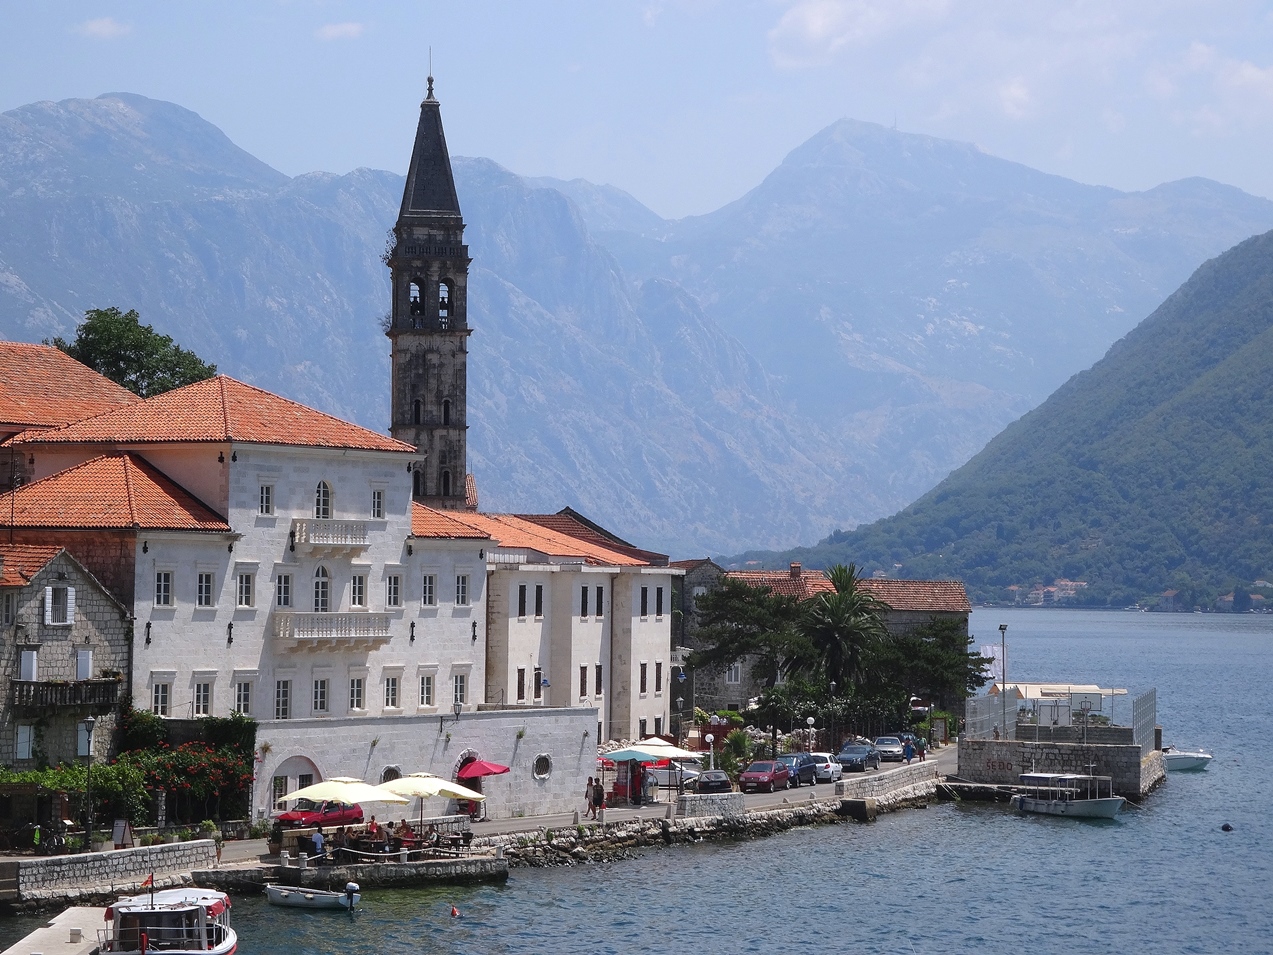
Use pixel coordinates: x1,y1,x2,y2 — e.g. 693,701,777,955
265,882,360,910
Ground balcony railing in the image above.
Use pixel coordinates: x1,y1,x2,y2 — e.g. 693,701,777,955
289,519,370,555
12,679,121,709
273,612,393,651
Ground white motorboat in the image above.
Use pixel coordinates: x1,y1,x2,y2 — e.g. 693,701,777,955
265,882,360,910
1162,747,1213,771
99,887,236,954
1011,772,1125,819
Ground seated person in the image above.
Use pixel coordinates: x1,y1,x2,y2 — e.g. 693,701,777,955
311,826,325,858
395,819,413,840
366,816,380,837
423,824,439,847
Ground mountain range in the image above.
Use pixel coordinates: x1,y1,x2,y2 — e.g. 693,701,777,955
735,228,1273,604
3,92,1273,557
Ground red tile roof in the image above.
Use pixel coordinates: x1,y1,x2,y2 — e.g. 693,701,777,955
727,568,837,601
465,474,478,510
860,579,971,613
0,342,140,432
670,558,718,571
12,375,415,453
515,510,668,565
451,512,648,566
411,502,492,540
0,544,61,587
0,454,230,532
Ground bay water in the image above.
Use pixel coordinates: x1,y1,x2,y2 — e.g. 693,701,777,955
3,608,1268,953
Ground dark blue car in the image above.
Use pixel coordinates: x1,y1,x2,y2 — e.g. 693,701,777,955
776,752,818,787
837,743,881,772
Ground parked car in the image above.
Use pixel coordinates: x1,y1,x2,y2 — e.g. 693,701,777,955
275,799,363,828
809,752,843,783
837,743,881,772
645,759,702,789
739,760,791,793
688,769,733,793
874,736,905,762
776,752,818,787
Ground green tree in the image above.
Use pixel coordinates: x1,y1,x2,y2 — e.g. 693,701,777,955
686,577,800,688
48,307,216,397
788,564,890,690
875,618,992,712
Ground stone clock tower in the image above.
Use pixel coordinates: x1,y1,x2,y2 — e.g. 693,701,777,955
387,77,471,509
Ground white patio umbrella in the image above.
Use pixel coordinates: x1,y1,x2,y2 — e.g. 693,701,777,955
277,776,411,807
379,773,485,829
635,737,701,760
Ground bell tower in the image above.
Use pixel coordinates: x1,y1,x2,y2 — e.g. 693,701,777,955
387,76,471,509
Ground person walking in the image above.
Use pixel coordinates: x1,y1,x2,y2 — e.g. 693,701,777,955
916,737,927,762
591,777,605,819
584,776,596,819
903,739,915,764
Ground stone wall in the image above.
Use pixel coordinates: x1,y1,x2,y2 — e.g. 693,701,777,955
16,841,216,902
675,792,745,817
1014,724,1133,745
957,738,1166,797
836,761,939,800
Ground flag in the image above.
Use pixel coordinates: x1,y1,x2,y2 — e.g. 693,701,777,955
141,873,153,888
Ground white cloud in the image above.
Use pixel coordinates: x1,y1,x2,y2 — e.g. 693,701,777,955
998,78,1032,119
315,22,365,41
768,0,949,68
75,17,131,39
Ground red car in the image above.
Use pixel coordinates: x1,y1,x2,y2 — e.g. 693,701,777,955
275,799,363,828
738,760,790,793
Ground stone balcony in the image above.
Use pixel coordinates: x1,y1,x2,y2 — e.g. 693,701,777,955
289,519,370,557
273,611,393,651
12,679,121,710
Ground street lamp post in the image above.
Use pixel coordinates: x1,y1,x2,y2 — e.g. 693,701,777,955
705,733,715,771
82,716,97,850
829,682,837,753
806,716,815,753
999,623,1008,740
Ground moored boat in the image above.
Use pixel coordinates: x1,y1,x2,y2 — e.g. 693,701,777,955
265,882,361,910
1162,747,1213,771
99,887,236,954
1010,772,1125,819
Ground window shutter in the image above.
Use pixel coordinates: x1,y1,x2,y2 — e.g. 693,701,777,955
44,586,53,625
66,587,76,623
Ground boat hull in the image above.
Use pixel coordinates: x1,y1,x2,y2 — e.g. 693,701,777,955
1163,751,1212,771
1011,794,1125,819
265,883,359,909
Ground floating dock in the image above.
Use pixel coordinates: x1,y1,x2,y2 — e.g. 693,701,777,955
0,905,104,955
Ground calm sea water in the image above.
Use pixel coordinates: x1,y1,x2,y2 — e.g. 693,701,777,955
3,608,1269,954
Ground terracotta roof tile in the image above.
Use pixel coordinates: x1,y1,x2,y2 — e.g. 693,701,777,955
465,474,478,510
670,558,718,571
453,513,647,566
0,544,62,587
727,568,837,601
860,578,971,613
411,502,491,540
13,375,415,454
0,454,230,532
515,511,668,565
0,342,139,432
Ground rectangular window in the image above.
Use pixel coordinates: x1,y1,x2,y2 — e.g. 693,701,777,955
384,676,399,709
580,665,588,698
194,682,211,716
517,667,526,702
155,571,173,607
272,776,288,807
259,484,274,515
274,680,291,720
422,574,436,606
534,584,543,617
298,773,314,790
15,725,34,761
580,585,589,618
19,649,37,682
234,681,252,715
654,716,663,736
371,488,384,519
518,584,527,618
656,586,664,618
77,720,93,756
453,673,467,705
47,585,71,624
726,663,742,685
351,575,366,608
276,574,292,608
197,572,215,607
455,575,469,606
2,592,15,625
313,678,329,714
596,586,604,617
386,574,401,608
237,573,254,608
639,718,648,738
595,663,603,696
639,662,648,694
349,677,364,711
533,666,543,700
152,682,170,716
420,674,434,707
76,649,92,681
640,586,648,618
655,661,663,693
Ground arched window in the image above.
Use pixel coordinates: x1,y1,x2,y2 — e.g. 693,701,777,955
313,567,330,613
437,281,451,330
314,481,331,520
409,281,424,324
413,469,424,498
442,399,451,427
380,767,401,783
441,470,452,497
412,399,422,425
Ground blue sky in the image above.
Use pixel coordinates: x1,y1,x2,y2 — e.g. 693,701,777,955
3,1,1273,218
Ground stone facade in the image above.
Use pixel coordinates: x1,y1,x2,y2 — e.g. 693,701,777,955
671,559,764,719
957,738,1165,798
0,549,129,768
2,529,136,606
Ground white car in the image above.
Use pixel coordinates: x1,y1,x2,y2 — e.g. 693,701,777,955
810,752,843,783
644,759,703,789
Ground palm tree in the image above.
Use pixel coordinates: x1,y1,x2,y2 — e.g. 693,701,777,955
791,564,889,691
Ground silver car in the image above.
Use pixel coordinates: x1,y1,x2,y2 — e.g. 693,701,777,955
874,736,905,762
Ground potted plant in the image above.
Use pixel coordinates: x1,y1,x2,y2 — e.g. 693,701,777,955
267,820,284,856
197,819,219,840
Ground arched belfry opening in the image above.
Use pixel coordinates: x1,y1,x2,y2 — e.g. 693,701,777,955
441,470,452,498
442,399,451,427
413,399,423,425
409,280,424,326
413,469,424,499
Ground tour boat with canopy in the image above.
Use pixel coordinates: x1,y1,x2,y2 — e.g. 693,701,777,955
1011,772,1125,819
99,887,236,954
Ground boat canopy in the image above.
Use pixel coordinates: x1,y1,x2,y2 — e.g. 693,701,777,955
989,682,1127,700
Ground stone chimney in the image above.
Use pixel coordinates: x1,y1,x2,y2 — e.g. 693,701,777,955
789,562,801,578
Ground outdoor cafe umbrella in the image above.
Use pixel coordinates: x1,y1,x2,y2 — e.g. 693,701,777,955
456,759,511,780
635,736,701,760
379,773,486,829
277,776,411,808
